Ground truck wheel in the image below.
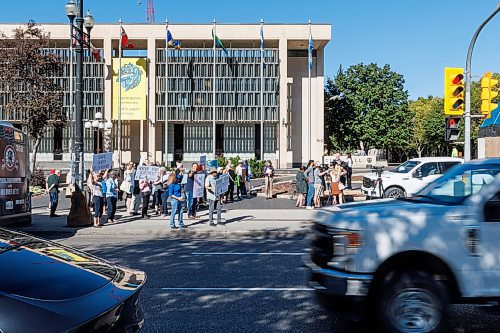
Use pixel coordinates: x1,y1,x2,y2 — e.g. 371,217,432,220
384,187,405,198
377,271,449,333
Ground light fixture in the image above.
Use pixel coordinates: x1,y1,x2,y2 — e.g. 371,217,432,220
65,0,77,22
98,122,105,130
84,121,92,129
84,10,95,34
92,120,99,128
105,121,113,129
95,112,103,120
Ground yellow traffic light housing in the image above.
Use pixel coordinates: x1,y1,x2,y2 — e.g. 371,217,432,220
480,71,498,119
444,67,465,115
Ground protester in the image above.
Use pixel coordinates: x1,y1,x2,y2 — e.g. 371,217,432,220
130,162,142,215
330,163,347,205
313,162,328,208
87,171,104,227
139,176,152,219
122,162,134,212
205,167,221,226
153,167,168,215
46,169,60,217
227,163,236,202
106,171,119,223
345,153,353,189
295,166,307,207
263,160,275,200
304,160,315,209
244,160,252,193
185,163,199,219
167,173,186,229
235,160,246,198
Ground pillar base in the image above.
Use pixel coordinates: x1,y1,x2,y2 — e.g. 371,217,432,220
66,189,92,227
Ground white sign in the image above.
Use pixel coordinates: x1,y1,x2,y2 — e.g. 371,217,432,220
135,166,160,180
92,152,113,171
200,155,207,167
215,173,230,197
193,174,206,198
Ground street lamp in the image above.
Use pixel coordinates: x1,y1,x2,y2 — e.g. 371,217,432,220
66,0,95,227
85,114,113,154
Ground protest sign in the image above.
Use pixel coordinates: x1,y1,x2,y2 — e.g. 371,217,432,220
215,173,230,197
135,165,160,180
193,174,206,198
199,155,207,167
92,152,113,171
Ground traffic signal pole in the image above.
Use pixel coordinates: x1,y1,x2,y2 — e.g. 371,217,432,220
464,3,500,161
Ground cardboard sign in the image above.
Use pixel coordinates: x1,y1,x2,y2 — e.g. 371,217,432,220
92,152,113,171
135,165,160,180
215,173,230,197
200,155,207,167
193,173,206,198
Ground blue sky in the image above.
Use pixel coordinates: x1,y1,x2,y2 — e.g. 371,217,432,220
1,0,500,99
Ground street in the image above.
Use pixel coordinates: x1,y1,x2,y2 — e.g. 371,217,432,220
38,234,500,333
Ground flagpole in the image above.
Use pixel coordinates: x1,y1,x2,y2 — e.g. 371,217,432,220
164,19,169,166
69,26,74,170
118,19,123,168
308,19,312,162
260,19,264,161
212,19,217,160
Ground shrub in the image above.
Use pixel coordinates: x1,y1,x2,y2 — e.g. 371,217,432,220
29,166,46,188
249,159,266,178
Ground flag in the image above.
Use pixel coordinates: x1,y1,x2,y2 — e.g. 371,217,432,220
308,33,313,71
90,43,100,62
173,40,182,50
167,29,174,47
212,27,228,55
121,27,136,49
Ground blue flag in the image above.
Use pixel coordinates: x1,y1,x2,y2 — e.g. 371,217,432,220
308,34,313,71
167,29,174,46
260,25,264,49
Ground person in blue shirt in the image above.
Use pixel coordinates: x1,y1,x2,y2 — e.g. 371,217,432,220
168,173,186,229
106,171,119,223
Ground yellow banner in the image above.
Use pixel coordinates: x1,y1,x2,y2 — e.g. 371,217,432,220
113,57,147,120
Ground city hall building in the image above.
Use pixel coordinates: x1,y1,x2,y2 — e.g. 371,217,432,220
0,23,331,168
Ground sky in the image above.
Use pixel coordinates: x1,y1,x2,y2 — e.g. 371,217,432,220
1,0,500,99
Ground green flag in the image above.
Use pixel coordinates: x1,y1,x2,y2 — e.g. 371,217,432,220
212,27,228,55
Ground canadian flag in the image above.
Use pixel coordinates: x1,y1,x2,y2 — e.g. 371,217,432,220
90,43,100,62
120,27,136,49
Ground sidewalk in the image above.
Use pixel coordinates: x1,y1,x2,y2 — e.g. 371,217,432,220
17,206,316,238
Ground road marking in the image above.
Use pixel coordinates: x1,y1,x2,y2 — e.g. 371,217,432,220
160,287,314,292
191,252,305,256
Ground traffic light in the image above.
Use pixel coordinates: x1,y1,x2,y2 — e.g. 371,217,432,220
444,67,465,115
480,71,498,119
445,116,461,142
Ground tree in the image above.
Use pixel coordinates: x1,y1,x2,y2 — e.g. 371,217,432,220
325,63,413,158
0,22,65,172
409,96,445,157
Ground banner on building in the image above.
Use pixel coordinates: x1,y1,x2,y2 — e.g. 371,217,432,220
113,57,147,120
135,165,160,180
193,174,205,198
92,152,113,171
215,173,230,197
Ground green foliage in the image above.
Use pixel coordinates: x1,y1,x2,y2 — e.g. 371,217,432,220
249,159,266,178
227,155,241,167
216,156,227,168
409,96,445,156
29,166,46,187
325,63,413,153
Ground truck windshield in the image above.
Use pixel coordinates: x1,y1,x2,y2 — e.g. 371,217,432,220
391,160,420,173
416,163,500,204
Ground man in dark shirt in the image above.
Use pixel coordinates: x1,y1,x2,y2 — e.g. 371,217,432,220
185,163,199,219
46,170,61,217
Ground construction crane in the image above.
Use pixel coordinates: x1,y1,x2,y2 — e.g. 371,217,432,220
137,0,155,24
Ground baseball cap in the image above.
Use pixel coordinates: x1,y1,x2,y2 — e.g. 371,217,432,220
209,167,217,173
315,162,321,167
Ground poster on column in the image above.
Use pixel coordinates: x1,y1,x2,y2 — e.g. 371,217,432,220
92,152,113,171
215,173,230,197
112,57,147,120
193,174,206,198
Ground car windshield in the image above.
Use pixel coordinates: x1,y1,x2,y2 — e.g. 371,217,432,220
416,163,500,204
391,160,420,173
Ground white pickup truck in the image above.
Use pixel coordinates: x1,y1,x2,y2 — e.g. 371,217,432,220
306,158,500,332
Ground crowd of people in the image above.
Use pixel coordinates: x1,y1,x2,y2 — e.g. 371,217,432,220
294,153,353,210
82,159,269,229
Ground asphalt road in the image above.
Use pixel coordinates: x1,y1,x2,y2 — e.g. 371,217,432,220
47,235,500,333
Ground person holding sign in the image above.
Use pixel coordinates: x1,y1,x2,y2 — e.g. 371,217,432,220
263,160,275,200
167,173,186,229
106,171,119,223
185,163,200,219
87,170,105,228
205,167,221,226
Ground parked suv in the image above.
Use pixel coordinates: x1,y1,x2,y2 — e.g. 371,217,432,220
361,157,463,198
307,158,500,332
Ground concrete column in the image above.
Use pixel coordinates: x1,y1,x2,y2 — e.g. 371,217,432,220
313,47,325,160
278,37,288,169
102,37,115,164
147,37,157,162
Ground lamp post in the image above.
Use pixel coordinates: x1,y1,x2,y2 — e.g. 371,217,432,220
85,113,113,153
65,0,94,227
